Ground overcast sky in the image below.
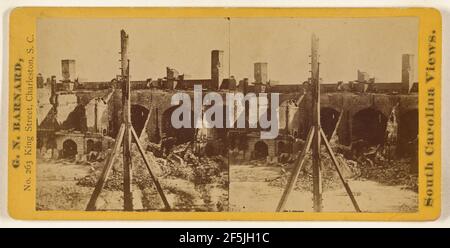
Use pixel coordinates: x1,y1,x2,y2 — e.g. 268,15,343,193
37,17,418,84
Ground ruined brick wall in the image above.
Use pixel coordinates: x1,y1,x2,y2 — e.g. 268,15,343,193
101,89,418,158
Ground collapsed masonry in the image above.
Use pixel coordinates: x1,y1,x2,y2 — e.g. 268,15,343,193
37,49,418,175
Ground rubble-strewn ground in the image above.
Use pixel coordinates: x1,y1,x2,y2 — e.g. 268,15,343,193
229,151,418,212
37,139,417,213
37,141,228,211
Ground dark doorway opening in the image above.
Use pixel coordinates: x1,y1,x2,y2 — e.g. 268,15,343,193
62,139,77,159
321,107,340,140
131,104,150,137
352,108,387,146
254,141,269,159
86,139,94,153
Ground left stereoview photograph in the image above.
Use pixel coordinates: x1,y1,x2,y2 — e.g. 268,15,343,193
36,19,230,211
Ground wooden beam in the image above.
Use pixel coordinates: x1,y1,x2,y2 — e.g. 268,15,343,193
277,126,314,212
131,126,171,210
320,128,361,212
311,34,323,212
121,30,133,211
86,124,125,211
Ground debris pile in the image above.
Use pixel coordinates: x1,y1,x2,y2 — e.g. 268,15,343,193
267,149,358,192
358,158,418,192
345,142,418,192
76,172,122,191
76,139,228,211
268,143,417,193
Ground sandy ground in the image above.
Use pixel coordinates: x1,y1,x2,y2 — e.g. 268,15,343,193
229,164,418,213
36,158,227,211
37,159,417,212
36,159,143,210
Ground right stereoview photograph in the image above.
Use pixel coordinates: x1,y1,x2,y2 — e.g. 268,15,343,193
227,17,419,213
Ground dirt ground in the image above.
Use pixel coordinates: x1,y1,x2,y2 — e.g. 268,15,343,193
36,157,227,211
229,164,418,212
36,159,143,210
36,159,417,212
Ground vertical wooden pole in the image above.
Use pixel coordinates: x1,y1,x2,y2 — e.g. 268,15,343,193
130,127,171,210
276,127,314,212
121,30,133,211
275,34,360,213
285,103,289,132
311,34,323,212
86,124,125,211
94,99,98,133
320,128,361,212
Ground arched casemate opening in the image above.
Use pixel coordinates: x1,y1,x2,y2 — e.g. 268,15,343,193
320,107,340,140
131,104,150,137
352,108,387,146
62,139,77,159
254,141,269,159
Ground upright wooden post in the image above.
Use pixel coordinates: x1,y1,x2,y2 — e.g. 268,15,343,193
320,129,361,212
276,127,314,212
276,34,360,213
311,34,323,212
130,127,171,210
120,30,133,211
86,124,125,211
86,29,171,211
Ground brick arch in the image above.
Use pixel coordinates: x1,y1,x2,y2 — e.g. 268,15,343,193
131,90,175,114
62,139,78,158
372,95,397,118
320,103,341,114
254,140,269,159
346,94,391,120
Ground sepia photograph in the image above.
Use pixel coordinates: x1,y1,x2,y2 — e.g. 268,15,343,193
35,17,419,213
